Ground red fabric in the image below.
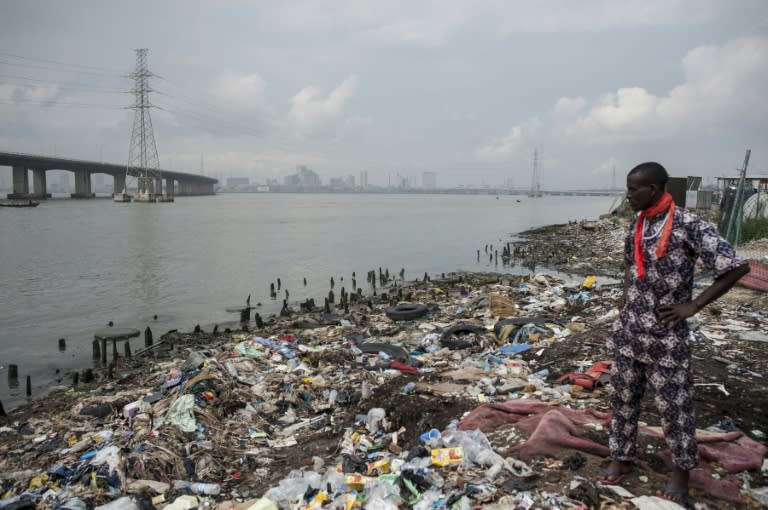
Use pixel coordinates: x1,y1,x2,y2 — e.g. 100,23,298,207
634,192,675,280
458,400,768,505
389,360,417,375
738,259,768,292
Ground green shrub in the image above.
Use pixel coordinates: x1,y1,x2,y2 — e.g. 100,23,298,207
741,217,768,243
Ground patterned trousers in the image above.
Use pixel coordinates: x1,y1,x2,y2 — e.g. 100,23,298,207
609,354,699,470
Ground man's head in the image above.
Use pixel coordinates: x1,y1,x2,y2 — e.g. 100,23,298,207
626,162,668,211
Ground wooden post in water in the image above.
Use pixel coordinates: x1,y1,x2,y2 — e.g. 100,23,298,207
26,375,31,396
277,278,281,290
112,338,118,361
124,341,132,358
240,308,250,322
7,365,18,389
254,313,264,329
92,340,101,361
144,327,153,347
72,371,79,388
303,277,307,286
58,338,66,352
101,339,107,364
108,363,114,379
330,277,334,289
83,368,94,383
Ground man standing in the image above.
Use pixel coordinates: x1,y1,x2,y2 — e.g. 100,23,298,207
601,162,750,506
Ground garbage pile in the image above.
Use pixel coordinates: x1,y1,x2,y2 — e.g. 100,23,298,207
510,218,626,277
0,271,767,510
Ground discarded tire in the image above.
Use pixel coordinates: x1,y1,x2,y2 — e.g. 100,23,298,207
385,303,428,321
441,324,487,350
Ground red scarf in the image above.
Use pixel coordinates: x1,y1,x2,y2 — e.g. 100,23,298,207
634,192,675,280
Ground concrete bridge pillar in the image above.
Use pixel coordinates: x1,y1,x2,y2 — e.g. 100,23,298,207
32,169,50,198
155,177,163,196
114,173,126,194
165,177,175,196
71,169,93,198
8,165,29,198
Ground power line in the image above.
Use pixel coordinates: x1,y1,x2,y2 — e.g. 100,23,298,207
0,51,125,74
0,59,124,79
0,78,129,95
0,99,124,109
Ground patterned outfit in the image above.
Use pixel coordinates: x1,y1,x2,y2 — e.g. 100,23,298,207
608,207,746,470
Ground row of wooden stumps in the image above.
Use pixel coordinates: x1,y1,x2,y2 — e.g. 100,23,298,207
477,242,515,265
238,267,419,328
5,364,31,397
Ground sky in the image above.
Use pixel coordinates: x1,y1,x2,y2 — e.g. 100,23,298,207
0,0,767,189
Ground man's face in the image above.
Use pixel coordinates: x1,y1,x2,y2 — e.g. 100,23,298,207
626,172,661,211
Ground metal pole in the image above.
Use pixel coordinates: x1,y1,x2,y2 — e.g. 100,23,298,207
724,149,751,246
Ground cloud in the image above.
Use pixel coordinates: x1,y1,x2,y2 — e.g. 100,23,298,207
21,83,59,102
212,70,268,112
492,0,718,34
0,83,15,102
289,75,365,139
0,83,60,103
476,126,523,160
478,36,768,162
150,67,275,138
239,0,718,48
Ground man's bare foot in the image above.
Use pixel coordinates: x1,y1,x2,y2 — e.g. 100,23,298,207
599,460,633,484
657,467,692,508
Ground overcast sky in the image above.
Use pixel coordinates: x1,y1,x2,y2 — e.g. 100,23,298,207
1,0,767,188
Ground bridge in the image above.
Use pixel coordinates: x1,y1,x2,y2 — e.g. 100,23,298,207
0,151,217,199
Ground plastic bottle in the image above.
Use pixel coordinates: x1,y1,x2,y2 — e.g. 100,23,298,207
366,407,386,434
402,382,416,394
172,480,221,495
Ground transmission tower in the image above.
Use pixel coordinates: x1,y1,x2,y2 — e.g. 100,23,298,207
529,148,542,197
126,49,161,202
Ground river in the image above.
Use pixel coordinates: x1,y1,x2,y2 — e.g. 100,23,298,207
0,192,617,409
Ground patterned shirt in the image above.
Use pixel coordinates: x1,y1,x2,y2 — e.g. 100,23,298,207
610,207,747,365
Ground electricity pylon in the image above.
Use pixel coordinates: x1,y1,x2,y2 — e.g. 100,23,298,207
126,49,161,202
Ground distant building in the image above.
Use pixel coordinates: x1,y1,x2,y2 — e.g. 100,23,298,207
284,165,321,189
422,171,437,190
360,171,368,190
